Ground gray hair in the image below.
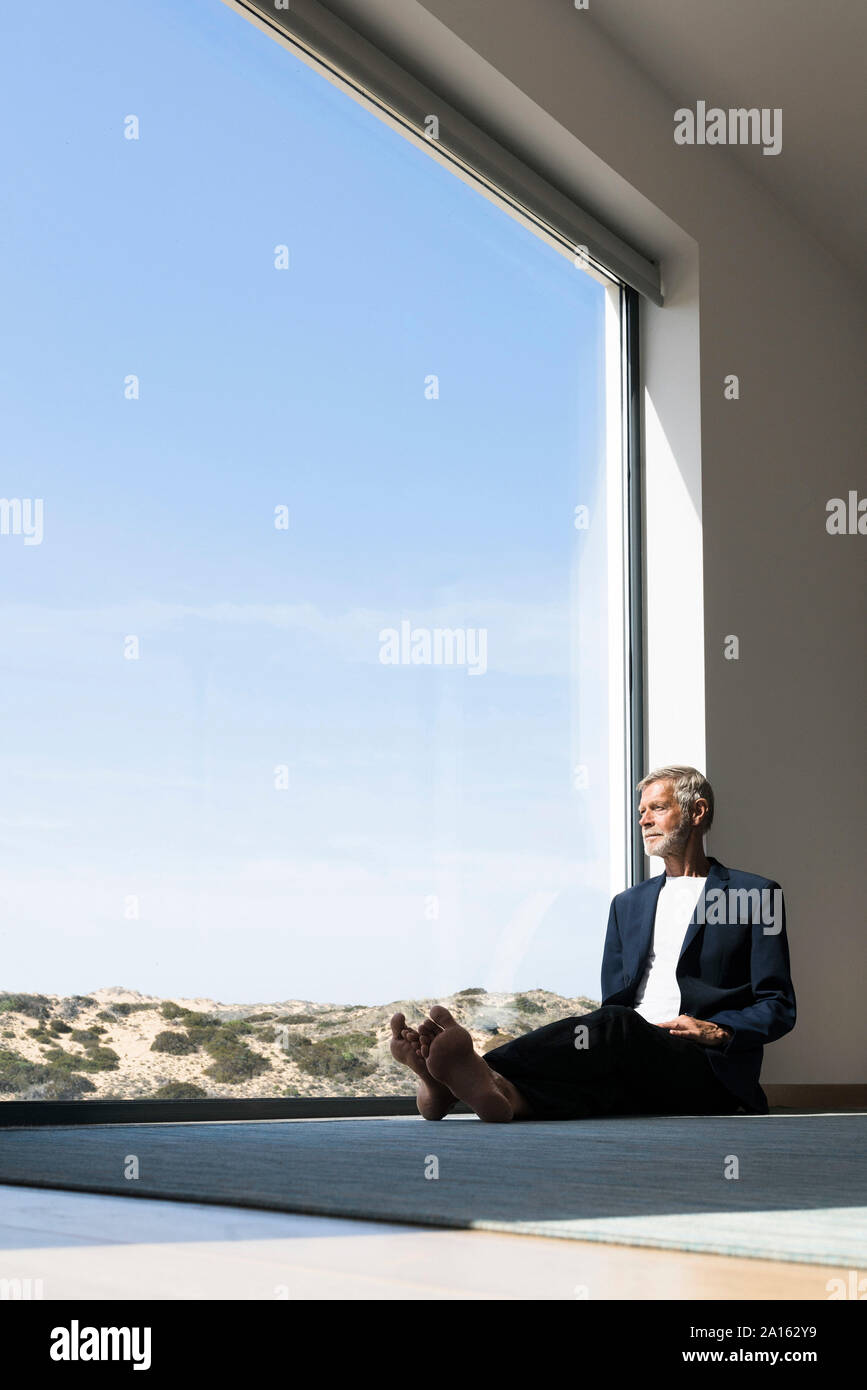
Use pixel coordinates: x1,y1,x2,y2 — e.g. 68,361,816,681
637,765,715,832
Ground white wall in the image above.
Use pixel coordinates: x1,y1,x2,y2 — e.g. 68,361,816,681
330,0,866,1084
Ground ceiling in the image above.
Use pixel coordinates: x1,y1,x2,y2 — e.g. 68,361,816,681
586,0,867,286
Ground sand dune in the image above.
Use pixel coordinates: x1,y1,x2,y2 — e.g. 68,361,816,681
0,986,599,1101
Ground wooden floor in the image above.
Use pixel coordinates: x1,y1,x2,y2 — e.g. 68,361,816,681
0,1184,850,1300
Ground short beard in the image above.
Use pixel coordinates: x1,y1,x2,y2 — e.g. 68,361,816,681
646,813,691,858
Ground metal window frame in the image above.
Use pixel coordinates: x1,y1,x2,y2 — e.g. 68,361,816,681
226,0,662,306
0,6,647,1131
624,287,647,887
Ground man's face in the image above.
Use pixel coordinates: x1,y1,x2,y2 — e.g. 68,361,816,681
638,779,690,858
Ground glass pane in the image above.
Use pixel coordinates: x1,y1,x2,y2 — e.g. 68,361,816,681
0,0,628,1104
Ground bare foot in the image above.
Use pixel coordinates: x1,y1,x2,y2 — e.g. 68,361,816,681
423,1005,514,1122
416,1015,440,1059
389,1013,457,1120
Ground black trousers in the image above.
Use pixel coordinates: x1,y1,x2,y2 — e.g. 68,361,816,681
483,1004,741,1120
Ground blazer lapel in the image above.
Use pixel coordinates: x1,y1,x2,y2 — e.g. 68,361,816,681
677,857,729,963
630,872,666,977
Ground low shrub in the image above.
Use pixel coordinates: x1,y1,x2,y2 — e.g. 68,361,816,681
152,1081,208,1100
0,1044,106,1095
151,1031,199,1056
514,995,544,1015
56,996,96,1022
0,993,52,1019
0,1047,49,1092
38,1074,97,1100
203,1038,271,1083
81,1046,119,1070
179,1014,222,1045
174,1016,252,1049
47,1041,119,1072
283,1032,377,1080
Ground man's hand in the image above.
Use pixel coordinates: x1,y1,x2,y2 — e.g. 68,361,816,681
656,1015,732,1047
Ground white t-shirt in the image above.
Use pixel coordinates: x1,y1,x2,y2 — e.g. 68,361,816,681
633,875,707,1024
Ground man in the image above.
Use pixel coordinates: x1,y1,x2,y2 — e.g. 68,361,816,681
390,766,796,1121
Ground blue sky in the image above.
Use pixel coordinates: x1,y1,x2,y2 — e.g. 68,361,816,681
0,0,619,1005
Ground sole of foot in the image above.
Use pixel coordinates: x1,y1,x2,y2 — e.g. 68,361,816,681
424,1005,513,1122
389,1012,457,1121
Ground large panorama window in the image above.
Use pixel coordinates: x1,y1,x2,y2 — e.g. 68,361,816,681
0,0,639,1111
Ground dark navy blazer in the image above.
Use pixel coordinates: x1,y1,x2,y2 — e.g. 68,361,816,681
600,856,796,1113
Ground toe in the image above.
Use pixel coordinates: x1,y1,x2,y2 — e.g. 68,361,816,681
390,1012,406,1038
429,1005,457,1028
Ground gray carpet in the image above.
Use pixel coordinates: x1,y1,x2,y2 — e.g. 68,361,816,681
1,1113,864,1266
